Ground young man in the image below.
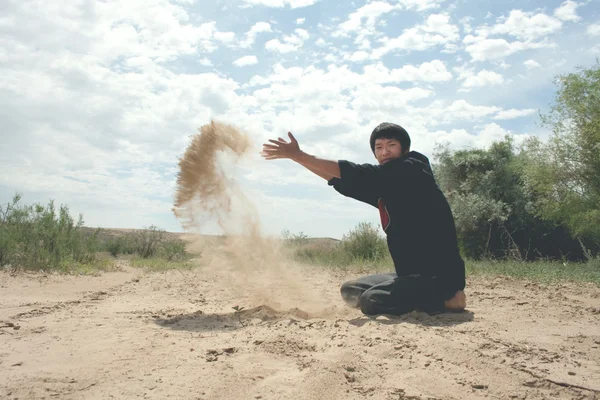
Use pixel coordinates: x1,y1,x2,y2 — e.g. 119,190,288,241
261,122,466,316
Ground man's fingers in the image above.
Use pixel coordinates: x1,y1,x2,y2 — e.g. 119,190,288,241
288,132,297,143
262,145,280,152
261,148,283,155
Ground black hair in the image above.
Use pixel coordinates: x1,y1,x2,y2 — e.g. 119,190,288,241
369,122,410,153
369,122,411,154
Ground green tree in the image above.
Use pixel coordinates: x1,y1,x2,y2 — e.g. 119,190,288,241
522,60,600,255
434,137,581,260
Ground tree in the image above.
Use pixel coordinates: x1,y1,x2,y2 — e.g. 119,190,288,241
433,137,583,261
521,60,600,255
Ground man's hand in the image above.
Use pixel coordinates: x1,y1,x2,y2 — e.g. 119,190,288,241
261,132,301,161
261,131,341,180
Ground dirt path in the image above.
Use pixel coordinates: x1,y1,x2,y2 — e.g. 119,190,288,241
1,263,599,400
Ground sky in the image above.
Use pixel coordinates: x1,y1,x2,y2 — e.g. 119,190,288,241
1,0,599,240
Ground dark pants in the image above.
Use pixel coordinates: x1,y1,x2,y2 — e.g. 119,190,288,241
340,273,456,316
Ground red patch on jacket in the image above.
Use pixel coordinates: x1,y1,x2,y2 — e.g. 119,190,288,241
378,198,390,231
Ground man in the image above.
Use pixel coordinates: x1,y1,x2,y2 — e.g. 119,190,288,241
261,122,466,316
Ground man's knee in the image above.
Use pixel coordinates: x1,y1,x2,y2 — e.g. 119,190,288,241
340,279,360,307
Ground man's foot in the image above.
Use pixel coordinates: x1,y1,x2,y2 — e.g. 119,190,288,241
444,290,466,311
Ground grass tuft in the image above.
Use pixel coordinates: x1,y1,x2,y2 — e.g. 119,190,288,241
466,258,600,285
128,256,198,272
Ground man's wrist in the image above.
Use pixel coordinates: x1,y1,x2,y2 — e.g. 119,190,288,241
291,150,307,164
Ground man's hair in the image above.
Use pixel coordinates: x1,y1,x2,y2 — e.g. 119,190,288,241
369,122,411,154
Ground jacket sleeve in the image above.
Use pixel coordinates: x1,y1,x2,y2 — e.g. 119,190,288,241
328,158,418,206
327,160,381,208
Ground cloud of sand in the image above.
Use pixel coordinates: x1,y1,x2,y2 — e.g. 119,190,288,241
172,121,336,315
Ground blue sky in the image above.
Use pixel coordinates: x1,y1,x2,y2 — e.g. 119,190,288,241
1,0,599,239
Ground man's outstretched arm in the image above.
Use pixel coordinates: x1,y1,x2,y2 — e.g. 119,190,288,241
261,132,341,180
294,151,340,180
262,131,380,208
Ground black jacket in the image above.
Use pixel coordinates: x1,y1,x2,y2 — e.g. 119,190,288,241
328,151,465,292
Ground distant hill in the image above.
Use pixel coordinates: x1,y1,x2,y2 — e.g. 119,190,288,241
81,226,341,244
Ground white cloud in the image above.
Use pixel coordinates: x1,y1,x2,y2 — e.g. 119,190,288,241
363,60,452,82
442,43,459,53
553,1,581,22
358,39,371,50
494,108,536,120
372,14,459,58
460,16,473,34
434,100,500,123
351,86,433,116
587,24,600,37
496,60,511,70
242,0,319,8
458,69,504,91
248,60,452,89
199,57,212,66
241,22,272,48
463,35,554,62
214,31,236,43
365,99,534,130
524,59,541,69
485,10,563,41
233,55,258,67
432,123,530,150
265,29,309,53
295,28,310,40
344,51,370,62
296,18,306,25
463,8,566,62
335,1,398,38
398,0,446,12
45,3,235,62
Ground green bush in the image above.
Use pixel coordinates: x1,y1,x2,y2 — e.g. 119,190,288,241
158,236,188,261
293,240,349,265
106,236,131,257
0,194,100,270
280,229,309,246
341,222,388,261
103,226,189,261
284,222,392,270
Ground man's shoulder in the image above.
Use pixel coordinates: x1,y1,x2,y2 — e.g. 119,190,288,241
384,151,431,170
405,151,430,165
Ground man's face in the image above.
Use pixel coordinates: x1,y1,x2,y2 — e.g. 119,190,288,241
374,138,404,165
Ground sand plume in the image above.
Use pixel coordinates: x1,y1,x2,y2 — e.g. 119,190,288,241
172,120,332,314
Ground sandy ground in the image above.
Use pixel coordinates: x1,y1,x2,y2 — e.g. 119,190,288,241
1,261,600,400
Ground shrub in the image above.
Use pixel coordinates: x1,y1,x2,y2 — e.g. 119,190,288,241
282,222,393,270
0,194,100,270
280,229,309,246
341,221,388,261
103,226,189,261
158,236,188,261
